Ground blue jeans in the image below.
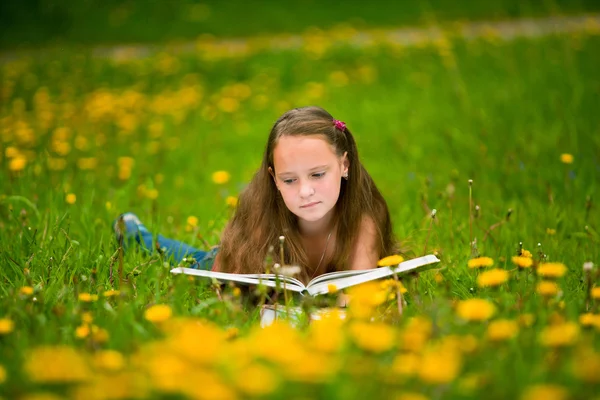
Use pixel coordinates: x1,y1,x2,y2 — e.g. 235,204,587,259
117,214,217,270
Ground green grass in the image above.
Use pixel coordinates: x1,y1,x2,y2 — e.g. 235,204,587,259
0,24,599,399
1,0,600,49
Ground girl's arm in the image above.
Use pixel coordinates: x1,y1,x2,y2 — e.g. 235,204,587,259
349,216,379,270
211,252,222,272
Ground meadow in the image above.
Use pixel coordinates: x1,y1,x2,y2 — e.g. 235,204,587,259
1,11,600,400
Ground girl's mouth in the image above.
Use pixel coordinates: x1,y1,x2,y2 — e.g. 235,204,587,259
300,201,320,208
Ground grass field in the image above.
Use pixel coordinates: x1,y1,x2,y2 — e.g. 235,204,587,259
1,12,600,400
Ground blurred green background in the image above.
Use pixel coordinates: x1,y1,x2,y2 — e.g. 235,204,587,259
1,0,600,49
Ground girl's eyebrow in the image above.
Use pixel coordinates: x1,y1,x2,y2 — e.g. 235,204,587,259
277,165,329,176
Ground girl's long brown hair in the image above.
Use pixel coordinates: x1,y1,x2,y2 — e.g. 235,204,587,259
218,106,396,282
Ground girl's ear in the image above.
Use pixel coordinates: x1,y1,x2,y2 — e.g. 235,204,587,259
341,151,350,174
268,167,279,189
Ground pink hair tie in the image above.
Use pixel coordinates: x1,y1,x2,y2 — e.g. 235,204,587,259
333,119,346,132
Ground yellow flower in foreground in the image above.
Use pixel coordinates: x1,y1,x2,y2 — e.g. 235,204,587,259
560,153,574,164
25,346,91,383
579,313,600,327
377,254,404,267
468,257,494,269
0,318,15,334
234,364,278,396
349,322,395,353
536,281,559,297
512,256,533,268
65,193,76,204
392,353,420,377
211,170,231,184
9,156,27,172
456,299,496,322
20,286,34,296
572,350,600,383
418,347,462,384
591,287,600,300
537,263,567,279
539,322,579,347
477,268,509,288
144,304,172,323
521,384,568,400
487,319,518,341
78,293,98,302
94,350,125,372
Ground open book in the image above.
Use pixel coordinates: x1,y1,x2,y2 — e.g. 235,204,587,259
170,254,440,296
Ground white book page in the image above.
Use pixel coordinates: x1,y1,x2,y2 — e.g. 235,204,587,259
305,254,441,296
306,269,375,287
170,267,307,292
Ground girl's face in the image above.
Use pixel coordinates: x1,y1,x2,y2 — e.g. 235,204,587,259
271,135,348,226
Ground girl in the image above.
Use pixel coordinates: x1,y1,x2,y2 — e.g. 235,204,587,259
115,106,397,283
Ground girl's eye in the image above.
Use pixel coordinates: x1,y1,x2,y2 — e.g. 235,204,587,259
312,172,325,179
283,178,296,185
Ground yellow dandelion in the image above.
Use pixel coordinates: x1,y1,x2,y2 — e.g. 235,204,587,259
9,156,27,172
25,346,91,383
211,170,231,184
349,322,395,353
559,153,574,164
537,262,567,279
81,312,93,324
539,322,579,347
94,350,125,372
234,364,278,396
0,318,15,335
521,384,568,400
579,313,600,327
103,289,120,297
418,347,462,384
477,268,509,288
327,283,338,293
456,298,496,322
467,257,494,269
20,286,34,296
90,325,109,343
232,287,241,297
78,293,98,302
377,254,404,267
591,287,600,300
487,319,518,341
225,195,238,207
512,256,533,268
144,304,172,323
536,281,559,297
75,324,90,339
186,216,198,227
520,249,532,258
65,193,76,205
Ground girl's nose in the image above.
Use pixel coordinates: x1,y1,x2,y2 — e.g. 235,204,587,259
299,180,314,198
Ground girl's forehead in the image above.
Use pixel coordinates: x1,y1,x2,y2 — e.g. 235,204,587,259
272,135,338,171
